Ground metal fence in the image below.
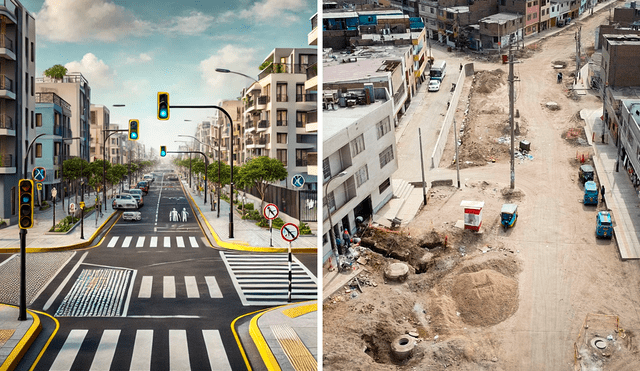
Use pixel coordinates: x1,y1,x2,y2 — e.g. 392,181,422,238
246,184,317,222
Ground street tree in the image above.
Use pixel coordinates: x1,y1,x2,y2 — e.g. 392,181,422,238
238,156,287,209
63,157,89,205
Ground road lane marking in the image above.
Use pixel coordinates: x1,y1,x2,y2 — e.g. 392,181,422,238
205,276,223,298
136,236,145,248
122,236,132,248
155,173,164,226
49,329,87,371
185,276,199,298
138,276,153,298
121,269,137,317
189,236,199,248
130,330,153,371
176,236,185,248
150,236,158,247
89,330,120,371
44,252,88,311
164,276,176,298
164,236,171,248
202,330,232,371
169,330,190,371
107,236,119,248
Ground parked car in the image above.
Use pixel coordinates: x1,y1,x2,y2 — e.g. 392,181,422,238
137,181,149,193
122,211,142,221
143,174,154,183
112,194,138,209
166,173,179,181
130,193,144,207
579,164,594,183
428,79,441,92
596,211,613,239
127,189,144,197
583,181,599,205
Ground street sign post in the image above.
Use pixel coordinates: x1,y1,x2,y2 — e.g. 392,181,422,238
280,222,300,302
263,203,279,247
52,188,57,228
291,174,305,188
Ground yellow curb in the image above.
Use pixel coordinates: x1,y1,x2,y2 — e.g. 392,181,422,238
27,310,59,371
181,181,317,254
0,211,119,253
231,309,267,371
282,303,317,319
0,306,42,371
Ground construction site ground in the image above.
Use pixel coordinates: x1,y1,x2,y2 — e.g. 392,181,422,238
323,7,640,371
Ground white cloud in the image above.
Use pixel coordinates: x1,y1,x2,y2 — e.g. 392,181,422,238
65,53,117,89
35,0,216,43
235,0,309,21
125,53,153,64
199,45,260,95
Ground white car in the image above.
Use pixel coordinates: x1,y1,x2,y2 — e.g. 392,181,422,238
428,79,441,92
112,194,138,209
122,211,142,221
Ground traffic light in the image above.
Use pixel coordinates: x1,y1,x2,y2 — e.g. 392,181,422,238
160,146,166,157
18,179,34,229
129,119,139,140
158,92,169,120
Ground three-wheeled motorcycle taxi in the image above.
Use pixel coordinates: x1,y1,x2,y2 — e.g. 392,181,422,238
501,203,518,230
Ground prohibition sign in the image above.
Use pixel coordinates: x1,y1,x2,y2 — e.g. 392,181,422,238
263,203,279,220
280,223,299,242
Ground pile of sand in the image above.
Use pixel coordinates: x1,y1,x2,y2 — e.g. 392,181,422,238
473,69,506,94
451,269,519,327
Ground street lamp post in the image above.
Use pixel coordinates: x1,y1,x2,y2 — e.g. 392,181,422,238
178,134,216,205
103,128,128,212
325,171,347,272
175,141,192,189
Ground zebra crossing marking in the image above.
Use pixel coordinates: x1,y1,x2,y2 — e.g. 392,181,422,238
122,236,132,248
202,330,232,371
177,236,185,248
184,276,199,298
139,276,153,298
189,236,199,248
103,236,202,249
164,276,176,298
49,329,87,371
136,236,145,248
150,236,158,247
205,276,223,298
130,329,153,371
107,237,119,248
169,330,190,370
89,330,120,371
164,236,171,248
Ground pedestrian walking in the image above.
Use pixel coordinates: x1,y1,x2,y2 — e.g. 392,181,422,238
459,63,462,71
342,228,351,249
601,185,605,203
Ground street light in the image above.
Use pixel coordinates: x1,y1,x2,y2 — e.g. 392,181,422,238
325,171,347,272
178,134,215,206
175,140,192,188
215,68,259,83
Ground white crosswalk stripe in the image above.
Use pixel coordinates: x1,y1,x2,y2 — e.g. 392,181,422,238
138,276,153,298
184,276,199,298
220,252,318,306
102,236,202,248
136,275,222,299
164,276,176,298
49,329,231,371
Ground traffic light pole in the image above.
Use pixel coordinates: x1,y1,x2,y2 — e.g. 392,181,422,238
103,129,128,212
166,150,208,204
170,105,234,238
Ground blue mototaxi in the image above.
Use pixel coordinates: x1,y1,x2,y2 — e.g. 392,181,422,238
596,211,613,239
584,181,599,205
501,203,518,230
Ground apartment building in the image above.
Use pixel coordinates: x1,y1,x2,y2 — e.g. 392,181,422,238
613,1,640,28
419,1,439,40
322,86,397,268
89,104,109,161
34,92,71,201
307,13,319,177
211,100,242,165
241,47,318,190
105,123,124,165
617,99,640,189
35,72,91,163
0,0,35,224
477,13,525,50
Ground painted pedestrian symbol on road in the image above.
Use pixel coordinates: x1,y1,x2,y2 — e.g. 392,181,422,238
280,223,299,242
263,203,279,220
33,167,46,182
291,174,305,188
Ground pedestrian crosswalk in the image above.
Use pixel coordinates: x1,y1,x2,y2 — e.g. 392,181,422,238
136,275,223,299
220,252,317,306
105,235,201,249
48,328,232,371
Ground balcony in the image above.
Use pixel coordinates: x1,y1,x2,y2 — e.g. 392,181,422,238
257,95,269,108
0,74,15,99
256,120,269,132
245,122,256,134
247,137,267,149
0,114,13,136
258,63,309,80
0,153,15,174
0,34,15,60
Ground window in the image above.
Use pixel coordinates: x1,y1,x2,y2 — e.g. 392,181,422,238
376,117,391,139
379,178,391,194
277,133,287,144
527,14,531,21
296,111,307,128
31,76,34,96
276,83,288,102
326,191,336,211
379,145,394,168
350,134,365,157
277,110,287,126
31,42,34,62
533,13,537,19
323,158,331,180
277,149,287,165
54,142,60,156
25,73,28,95
31,111,34,129
25,37,28,60
35,143,42,157
355,165,369,187
296,149,310,166
11,187,15,215
26,108,31,129
296,84,304,102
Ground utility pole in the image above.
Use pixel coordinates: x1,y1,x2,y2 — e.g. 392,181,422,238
508,36,516,189
575,26,582,86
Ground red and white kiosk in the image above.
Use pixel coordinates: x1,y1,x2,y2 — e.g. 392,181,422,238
460,200,484,231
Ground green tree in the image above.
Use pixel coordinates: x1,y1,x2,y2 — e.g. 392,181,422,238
44,64,68,80
238,156,287,209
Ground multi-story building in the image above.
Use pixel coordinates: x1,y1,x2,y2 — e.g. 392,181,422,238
322,85,397,269
613,1,640,28
419,1,440,40
212,100,242,165
539,0,551,31
89,104,109,161
307,13,319,177
35,72,91,163
34,92,71,201
477,13,525,50
105,123,124,165
241,47,318,190
617,99,640,189
0,0,35,224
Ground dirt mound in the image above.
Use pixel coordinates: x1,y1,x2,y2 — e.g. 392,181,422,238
474,69,506,94
451,269,519,327
500,187,525,201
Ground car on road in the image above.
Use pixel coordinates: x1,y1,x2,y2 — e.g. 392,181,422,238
166,173,178,181
127,189,143,197
122,211,142,221
596,211,612,239
130,193,144,207
112,194,138,209
579,164,594,183
137,181,149,193
143,174,154,183
428,79,441,92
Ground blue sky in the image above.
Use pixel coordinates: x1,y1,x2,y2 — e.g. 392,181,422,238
21,0,317,154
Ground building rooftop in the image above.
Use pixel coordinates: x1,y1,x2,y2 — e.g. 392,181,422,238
324,57,402,83
323,99,389,140
622,100,640,121
603,33,640,45
480,13,523,24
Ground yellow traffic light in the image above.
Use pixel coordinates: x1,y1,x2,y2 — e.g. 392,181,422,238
129,119,139,140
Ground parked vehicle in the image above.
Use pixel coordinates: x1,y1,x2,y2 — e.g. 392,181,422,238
127,189,143,197
500,203,518,230
429,60,447,81
143,174,154,183
428,79,441,92
584,181,599,205
166,173,179,181
112,194,138,209
579,164,594,183
596,211,613,239
137,181,149,193
122,211,142,221
130,193,144,207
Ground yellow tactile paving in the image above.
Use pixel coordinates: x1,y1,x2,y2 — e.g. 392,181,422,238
0,329,15,347
282,303,317,319
270,324,317,371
